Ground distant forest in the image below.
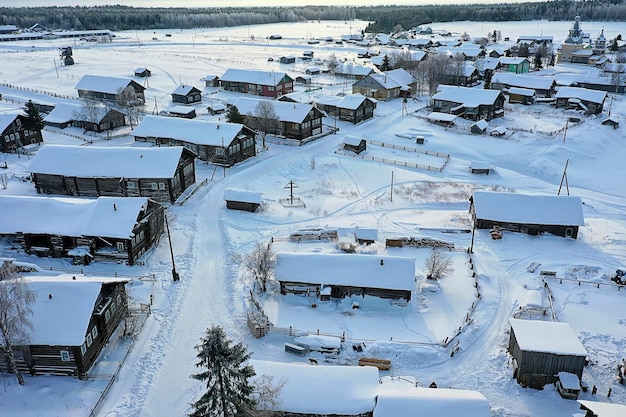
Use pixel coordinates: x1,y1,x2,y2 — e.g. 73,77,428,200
1,1,625,33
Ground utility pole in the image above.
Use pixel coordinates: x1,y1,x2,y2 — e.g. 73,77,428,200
390,171,394,202
557,159,570,196
164,213,179,281
284,181,298,205
562,119,569,143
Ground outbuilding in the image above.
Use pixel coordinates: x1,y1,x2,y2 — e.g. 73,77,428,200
508,318,587,388
470,119,488,134
223,188,262,212
167,105,197,119
343,135,367,154
470,161,491,174
171,84,202,104
508,87,536,105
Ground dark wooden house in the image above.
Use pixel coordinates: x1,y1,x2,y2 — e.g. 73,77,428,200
219,69,294,99
132,115,256,165
343,135,367,154
279,55,296,64
491,73,556,98
0,195,164,265
0,274,130,379
432,86,505,121
316,94,376,124
44,102,126,132
167,105,197,119
28,145,196,204
0,113,44,154
75,75,146,103
508,87,536,105
232,98,323,141
442,65,480,87
470,120,488,134
223,188,262,212
171,85,202,104
555,87,607,115
508,319,587,388
203,75,219,88
275,253,415,302
469,191,584,239
134,67,151,77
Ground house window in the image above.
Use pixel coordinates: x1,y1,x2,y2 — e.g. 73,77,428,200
116,242,125,252
60,350,70,362
151,182,158,190
86,333,93,347
4,135,9,142
117,293,122,305
91,326,98,339
80,343,87,355
127,181,136,189
105,309,111,322
158,182,166,190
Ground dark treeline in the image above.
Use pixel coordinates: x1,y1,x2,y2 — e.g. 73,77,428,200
0,1,625,33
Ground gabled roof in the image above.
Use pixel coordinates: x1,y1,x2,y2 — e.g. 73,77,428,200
577,400,626,417
29,144,187,178
132,115,245,146
14,274,129,345
471,191,584,226
275,253,415,291
220,68,292,86
508,87,536,96
555,86,607,104
172,84,200,96
499,57,529,65
335,64,374,76
0,195,150,239
43,102,82,124
0,113,18,131
232,97,317,123
75,74,145,95
223,188,262,204
337,93,376,110
343,135,365,146
250,360,379,415
509,318,587,356
433,86,503,107
491,73,554,90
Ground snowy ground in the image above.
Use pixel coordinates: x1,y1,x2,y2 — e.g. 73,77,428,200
0,19,625,417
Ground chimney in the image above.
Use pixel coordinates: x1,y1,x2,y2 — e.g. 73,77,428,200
113,203,117,211
380,259,384,266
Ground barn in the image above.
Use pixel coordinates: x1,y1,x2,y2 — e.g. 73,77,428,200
0,274,130,379
223,188,262,212
28,145,196,204
508,318,587,388
275,253,415,302
469,191,584,239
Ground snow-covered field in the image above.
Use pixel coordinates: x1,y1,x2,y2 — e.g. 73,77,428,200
0,19,625,417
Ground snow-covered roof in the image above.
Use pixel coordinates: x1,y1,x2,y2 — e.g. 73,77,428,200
231,97,315,123
508,87,536,96
43,102,82,124
335,64,374,76
470,161,491,170
337,93,375,110
367,68,415,89
29,144,187,178
557,371,581,390
374,377,491,417
433,86,502,107
491,73,554,90
555,86,607,104
337,227,378,241
172,84,199,96
499,57,529,65
250,360,379,415
343,135,365,146
0,195,149,239
167,105,196,115
223,188,262,204
471,119,488,130
0,113,18,130
18,274,129,345
315,95,343,107
275,253,415,291
132,115,245,146
471,191,584,226
220,68,292,86
75,74,142,95
280,91,316,104
509,319,587,356
427,112,457,122
577,400,626,417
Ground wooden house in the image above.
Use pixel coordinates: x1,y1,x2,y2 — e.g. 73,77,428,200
305,67,321,75
279,55,296,64
134,67,151,77
508,319,587,388
432,86,505,121
491,73,556,97
442,64,480,87
250,359,379,417
334,63,374,80
0,113,44,154
203,75,219,88
79,107,126,132
75,75,146,102
555,87,607,115
232,98,323,141
132,115,255,165
470,119,488,134
219,69,294,99
223,188,262,212
469,191,584,239
343,135,367,154
508,87,535,105
352,69,417,100
499,57,530,74
295,75,312,85
317,94,376,124
28,145,196,204
0,195,164,265
577,400,626,417
0,274,130,379
171,85,202,104
167,105,197,119
43,102,82,129
275,253,415,302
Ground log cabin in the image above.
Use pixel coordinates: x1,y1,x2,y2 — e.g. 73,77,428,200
219,68,294,99
0,113,44,154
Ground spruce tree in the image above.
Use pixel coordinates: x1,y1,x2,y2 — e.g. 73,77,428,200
24,100,45,131
189,325,256,417
226,105,244,124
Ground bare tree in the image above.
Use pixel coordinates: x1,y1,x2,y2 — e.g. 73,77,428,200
244,374,286,417
247,101,278,149
0,262,36,385
233,242,275,292
424,53,452,95
327,53,339,75
116,85,143,128
76,97,102,126
424,248,454,280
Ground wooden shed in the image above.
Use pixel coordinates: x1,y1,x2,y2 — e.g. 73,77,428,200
343,135,367,154
279,55,296,64
508,87,535,105
508,319,587,388
601,116,619,129
470,119,488,134
0,274,130,379
168,105,197,119
470,161,491,174
223,188,262,212
134,67,151,77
